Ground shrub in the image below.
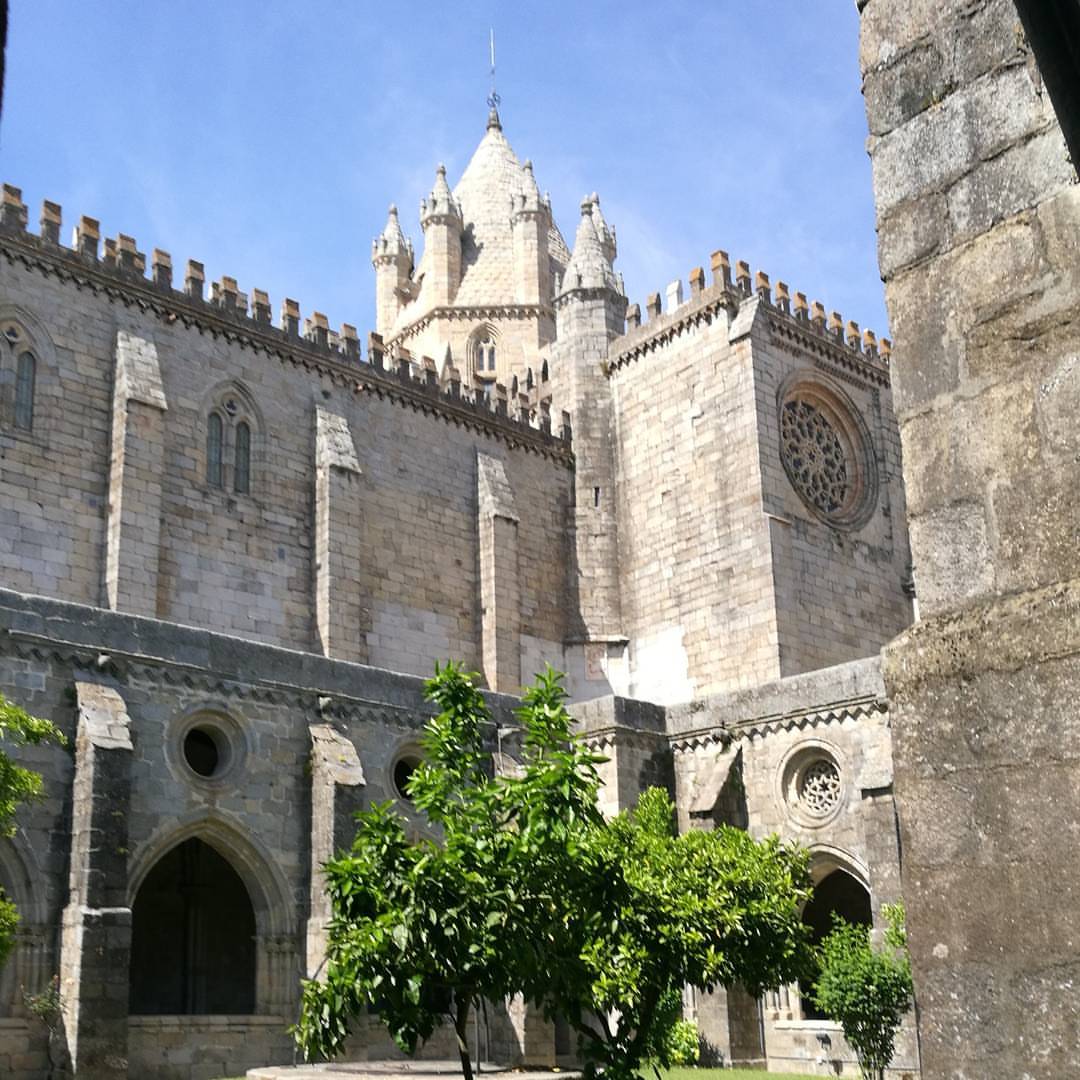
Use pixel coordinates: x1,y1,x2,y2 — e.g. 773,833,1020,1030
812,902,913,1080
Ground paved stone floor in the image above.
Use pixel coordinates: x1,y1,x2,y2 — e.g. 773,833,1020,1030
248,1062,579,1080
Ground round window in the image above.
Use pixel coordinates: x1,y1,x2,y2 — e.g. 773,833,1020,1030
798,758,842,817
172,711,245,784
777,378,877,530
781,400,850,516
777,743,845,828
393,754,422,802
182,724,230,778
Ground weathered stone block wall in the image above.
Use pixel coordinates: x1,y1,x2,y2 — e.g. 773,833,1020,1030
861,0,1077,612
549,279,628,699
608,274,911,704
668,657,917,1077
609,285,779,704
0,588,527,1080
859,2,1080,1076
572,695,671,819
0,230,573,692
749,306,912,674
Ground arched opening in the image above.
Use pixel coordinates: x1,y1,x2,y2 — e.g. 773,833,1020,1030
0,861,19,1015
206,412,223,488
0,836,45,1017
129,837,256,1015
14,351,35,431
799,867,872,1020
468,324,499,382
234,420,251,494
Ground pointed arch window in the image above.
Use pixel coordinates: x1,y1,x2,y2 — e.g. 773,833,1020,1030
478,337,496,373
469,325,499,382
13,352,35,431
206,412,223,487
234,421,251,494
203,385,260,497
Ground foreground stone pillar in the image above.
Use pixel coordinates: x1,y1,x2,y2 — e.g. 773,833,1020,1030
60,682,134,1080
859,1,1080,1075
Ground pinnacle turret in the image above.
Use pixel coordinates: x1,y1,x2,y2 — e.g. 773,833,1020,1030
420,165,462,230
511,159,547,219
590,193,617,264
371,204,413,265
560,196,620,296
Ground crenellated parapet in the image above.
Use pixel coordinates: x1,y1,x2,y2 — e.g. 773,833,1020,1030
0,183,573,463
610,245,892,386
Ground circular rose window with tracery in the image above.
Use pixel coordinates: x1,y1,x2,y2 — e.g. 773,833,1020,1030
781,400,849,515
776,378,878,530
798,759,841,816
777,743,845,827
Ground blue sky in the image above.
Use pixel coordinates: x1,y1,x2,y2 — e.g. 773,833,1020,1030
1,1,889,341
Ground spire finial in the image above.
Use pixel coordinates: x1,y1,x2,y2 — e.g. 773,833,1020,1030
487,28,502,129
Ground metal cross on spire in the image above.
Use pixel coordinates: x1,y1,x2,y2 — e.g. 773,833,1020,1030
487,28,501,125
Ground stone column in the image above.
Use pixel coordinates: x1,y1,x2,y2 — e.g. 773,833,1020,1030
859,2,1080,1076
491,995,556,1068
104,330,167,616
306,723,366,975
477,452,521,693
314,407,368,663
59,681,134,1080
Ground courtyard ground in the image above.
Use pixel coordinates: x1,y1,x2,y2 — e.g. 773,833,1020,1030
217,1069,825,1080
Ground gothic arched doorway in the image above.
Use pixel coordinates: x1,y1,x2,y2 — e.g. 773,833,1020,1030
129,837,256,1014
800,868,872,1020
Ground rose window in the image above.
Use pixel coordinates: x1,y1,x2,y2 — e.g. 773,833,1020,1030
798,759,841,816
781,400,850,516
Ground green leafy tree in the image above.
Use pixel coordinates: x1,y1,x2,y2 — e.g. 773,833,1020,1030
534,786,812,1080
812,902,913,1080
643,986,699,1070
296,665,813,1080
0,694,66,966
294,663,605,1080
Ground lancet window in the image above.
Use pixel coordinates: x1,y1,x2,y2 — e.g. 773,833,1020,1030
203,384,260,496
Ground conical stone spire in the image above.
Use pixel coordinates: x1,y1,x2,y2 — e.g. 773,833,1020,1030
560,197,619,295
590,193,617,263
421,165,461,227
513,159,543,216
372,204,412,263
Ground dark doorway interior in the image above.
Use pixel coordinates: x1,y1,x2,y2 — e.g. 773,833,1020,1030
799,868,872,1021
129,837,256,1015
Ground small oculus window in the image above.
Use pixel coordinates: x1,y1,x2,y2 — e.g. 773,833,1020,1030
182,724,230,779
393,754,422,803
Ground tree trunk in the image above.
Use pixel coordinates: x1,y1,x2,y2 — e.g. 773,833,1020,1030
453,994,475,1080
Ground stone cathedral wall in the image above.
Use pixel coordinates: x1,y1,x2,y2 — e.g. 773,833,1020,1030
0,587,526,1079
608,256,912,705
0,197,573,694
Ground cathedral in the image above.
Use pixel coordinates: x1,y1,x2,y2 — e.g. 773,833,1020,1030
0,101,918,1079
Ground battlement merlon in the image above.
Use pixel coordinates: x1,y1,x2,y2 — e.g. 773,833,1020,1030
609,246,892,379
0,182,574,463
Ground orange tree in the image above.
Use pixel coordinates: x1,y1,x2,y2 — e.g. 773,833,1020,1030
295,665,812,1080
